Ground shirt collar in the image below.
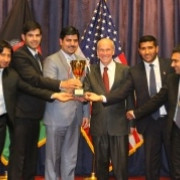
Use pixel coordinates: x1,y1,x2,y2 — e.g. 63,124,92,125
143,56,159,68
100,59,115,71
27,46,38,57
61,49,76,61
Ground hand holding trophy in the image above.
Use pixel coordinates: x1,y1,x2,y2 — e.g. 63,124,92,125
70,60,86,96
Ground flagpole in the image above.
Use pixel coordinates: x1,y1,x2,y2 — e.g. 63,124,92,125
83,155,97,180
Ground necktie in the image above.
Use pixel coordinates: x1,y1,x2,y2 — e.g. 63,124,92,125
34,53,42,70
103,67,109,92
149,64,160,119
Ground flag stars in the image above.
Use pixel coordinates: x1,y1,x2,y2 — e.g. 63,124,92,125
79,0,124,64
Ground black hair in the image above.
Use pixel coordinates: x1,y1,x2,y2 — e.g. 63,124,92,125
138,35,158,48
60,26,80,40
172,45,180,54
0,40,13,55
22,21,42,35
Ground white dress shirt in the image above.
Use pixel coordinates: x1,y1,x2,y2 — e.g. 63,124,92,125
0,69,6,115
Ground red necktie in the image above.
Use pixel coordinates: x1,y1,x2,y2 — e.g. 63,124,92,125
103,67,109,92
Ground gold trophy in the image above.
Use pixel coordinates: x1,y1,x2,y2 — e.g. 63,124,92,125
70,60,86,96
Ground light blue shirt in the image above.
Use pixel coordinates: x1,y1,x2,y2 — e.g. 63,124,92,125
143,56,167,116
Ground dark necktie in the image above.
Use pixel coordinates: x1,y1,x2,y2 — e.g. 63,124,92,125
103,67,109,92
35,53,42,70
149,64,160,119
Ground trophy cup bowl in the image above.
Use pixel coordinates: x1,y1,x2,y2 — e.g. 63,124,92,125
70,60,86,96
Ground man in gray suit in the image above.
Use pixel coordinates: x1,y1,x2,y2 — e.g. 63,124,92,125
84,38,134,180
43,26,90,180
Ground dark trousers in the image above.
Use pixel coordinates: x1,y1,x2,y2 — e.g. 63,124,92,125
171,123,180,180
143,116,171,180
92,134,128,180
8,118,40,180
0,114,11,155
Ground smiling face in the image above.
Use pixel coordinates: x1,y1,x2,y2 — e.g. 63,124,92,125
60,34,79,55
171,52,180,75
0,47,11,68
138,41,159,63
97,38,115,66
21,28,42,50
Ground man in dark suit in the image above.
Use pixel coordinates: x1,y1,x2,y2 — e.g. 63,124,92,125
85,35,172,180
0,39,73,169
8,21,81,180
126,45,180,180
84,38,134,180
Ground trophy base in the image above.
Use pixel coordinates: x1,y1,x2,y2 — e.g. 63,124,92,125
74,88,84,96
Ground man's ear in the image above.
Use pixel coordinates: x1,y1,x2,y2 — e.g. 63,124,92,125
21,34,25,41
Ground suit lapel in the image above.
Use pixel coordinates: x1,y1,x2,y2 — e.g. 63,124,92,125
22,46,42,73
159,58,169,85
94,65,107,92
58,51,73,78
111,63,119,91
171,74,179,105
138,62,150,95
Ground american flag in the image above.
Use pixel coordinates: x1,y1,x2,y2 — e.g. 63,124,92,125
80,0,127,65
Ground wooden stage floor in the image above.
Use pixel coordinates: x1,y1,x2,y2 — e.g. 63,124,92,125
0,175,171,180
34,176,171,180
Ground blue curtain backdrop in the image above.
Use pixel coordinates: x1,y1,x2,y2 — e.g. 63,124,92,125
0,0,180,177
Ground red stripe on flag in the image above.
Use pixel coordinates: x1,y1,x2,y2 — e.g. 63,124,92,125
118,52,128,65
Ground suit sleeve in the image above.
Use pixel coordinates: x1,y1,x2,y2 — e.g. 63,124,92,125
106,70,135,106
17,74,54,101
12,50,60,91
134,86,168,119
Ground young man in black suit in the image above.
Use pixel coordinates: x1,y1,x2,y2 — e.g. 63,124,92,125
8,21,81,180
85,35,173,180
0,40,73,169
126,45,180,180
